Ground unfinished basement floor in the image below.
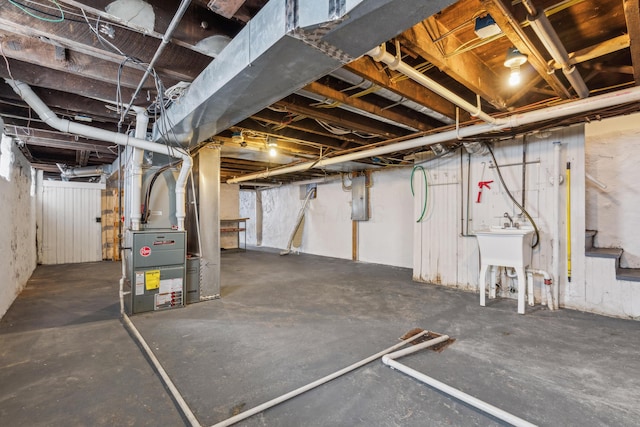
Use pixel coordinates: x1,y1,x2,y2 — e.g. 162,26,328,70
1,249,639,426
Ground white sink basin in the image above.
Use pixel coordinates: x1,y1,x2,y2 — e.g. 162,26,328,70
475,226,535,268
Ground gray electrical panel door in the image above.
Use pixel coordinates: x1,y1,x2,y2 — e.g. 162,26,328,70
351,175,369,221
126,230,186,314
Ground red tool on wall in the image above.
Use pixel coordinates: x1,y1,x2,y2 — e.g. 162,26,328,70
476,180,493,202
476,162,493,203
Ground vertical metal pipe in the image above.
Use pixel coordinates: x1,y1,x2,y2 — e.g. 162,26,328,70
120,0,192,121
552,141,561,309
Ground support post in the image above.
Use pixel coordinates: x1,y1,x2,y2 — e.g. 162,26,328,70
198,146,221,299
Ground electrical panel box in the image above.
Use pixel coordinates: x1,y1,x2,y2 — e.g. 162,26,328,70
125,230,186,314
351,175,369,221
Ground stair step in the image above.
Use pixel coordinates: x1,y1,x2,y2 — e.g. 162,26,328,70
585,248,623,259
585,229,597,250
616,268,640,282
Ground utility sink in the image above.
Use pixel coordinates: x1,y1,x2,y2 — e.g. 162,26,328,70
475,226,535,268
475,225,535,314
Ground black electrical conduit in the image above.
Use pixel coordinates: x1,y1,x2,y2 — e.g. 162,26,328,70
485,143,540,249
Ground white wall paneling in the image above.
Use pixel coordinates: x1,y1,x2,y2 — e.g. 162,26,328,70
38,180,105,264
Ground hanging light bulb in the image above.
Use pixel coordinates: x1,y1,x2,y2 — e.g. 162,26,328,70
504,47,528,87
266,136,278,157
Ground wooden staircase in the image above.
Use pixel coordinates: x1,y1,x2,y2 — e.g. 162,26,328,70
585,230,640,282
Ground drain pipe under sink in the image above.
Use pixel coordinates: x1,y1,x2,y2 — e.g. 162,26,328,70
505,268,554,310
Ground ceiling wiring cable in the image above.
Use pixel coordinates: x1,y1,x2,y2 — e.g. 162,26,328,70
485,142,540,248
8,0,64,22
411,165,428,222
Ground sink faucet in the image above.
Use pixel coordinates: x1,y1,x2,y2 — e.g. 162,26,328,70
504,212,514,228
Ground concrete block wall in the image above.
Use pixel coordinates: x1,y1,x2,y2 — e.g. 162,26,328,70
0,135,36,319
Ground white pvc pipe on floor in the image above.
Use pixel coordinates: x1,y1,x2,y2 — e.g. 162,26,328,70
210,330,431,427
382,335,537,427
121,313,201,427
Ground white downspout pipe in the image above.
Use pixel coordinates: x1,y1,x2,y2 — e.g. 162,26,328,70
526,269,554,310
382,336,537,427
227,85,640,184
367,45,496,123
522,0,589,98
552,141,562,310
130,108,148,231
6,79,192,230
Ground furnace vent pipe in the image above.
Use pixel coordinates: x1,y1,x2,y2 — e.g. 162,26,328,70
57,163,112,180
382,335,537,427
227,85,640,183
5,79,192,230
130,108,148,231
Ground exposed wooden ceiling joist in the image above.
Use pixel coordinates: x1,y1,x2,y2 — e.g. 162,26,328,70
481,0,572,100
401,14,508,111
303,81,433,132
274,95,411,140
344,57,460,121
622,0,640,85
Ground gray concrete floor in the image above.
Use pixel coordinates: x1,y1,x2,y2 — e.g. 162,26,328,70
2,249,639,426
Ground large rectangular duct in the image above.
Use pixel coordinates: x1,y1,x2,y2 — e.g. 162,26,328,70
153,0,456,146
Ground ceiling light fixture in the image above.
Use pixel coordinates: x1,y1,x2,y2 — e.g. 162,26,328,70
504,47,528,86
266,136,278,157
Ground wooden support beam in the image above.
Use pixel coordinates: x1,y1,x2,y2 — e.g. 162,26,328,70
248,110,376,147
0,58,139,107
0,2,208,83
401,16,509,110
344,56,458,121
568,35,631,67
0,33,178,91
615,0,638,85
303,81,433,132
275,95,410,139
481,0,572,99
206,0,247,19
4,126,116,155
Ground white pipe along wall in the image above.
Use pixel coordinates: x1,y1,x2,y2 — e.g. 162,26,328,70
5,79,192,231
227,83,640,183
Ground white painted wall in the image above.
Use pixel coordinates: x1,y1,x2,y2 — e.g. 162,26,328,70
240,168,415,267
239,189,257,245
0,135,36,319
220,183,240,249
585,113,640,268
359,168,413,268
414,126,585,308
237,121,639,319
